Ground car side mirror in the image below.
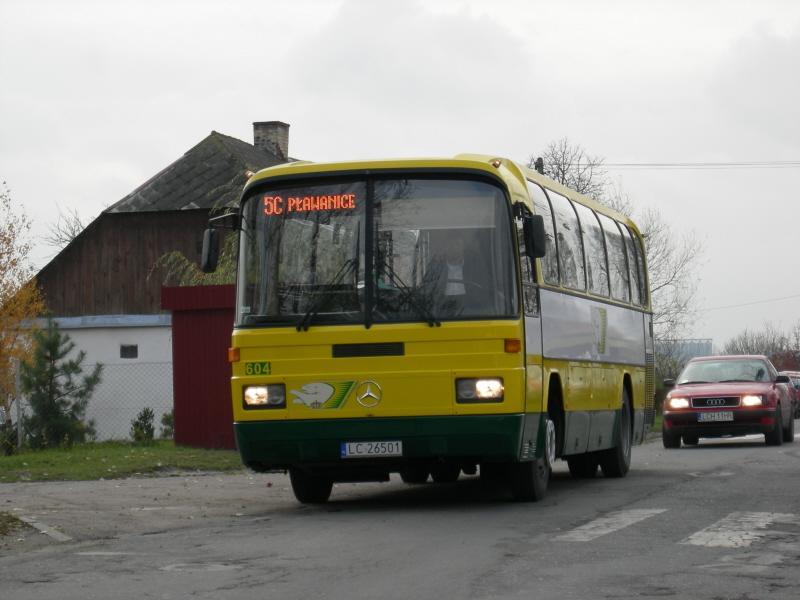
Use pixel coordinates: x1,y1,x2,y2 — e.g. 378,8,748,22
662,378,675,387
523,214,547,259
200,228,219,273
775,374,790,384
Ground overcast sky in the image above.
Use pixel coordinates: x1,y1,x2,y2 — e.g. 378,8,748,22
2,0,799,347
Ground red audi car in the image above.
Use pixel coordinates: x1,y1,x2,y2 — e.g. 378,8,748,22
662,355,796,448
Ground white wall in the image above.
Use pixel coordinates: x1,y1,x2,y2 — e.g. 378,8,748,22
24,316,175,441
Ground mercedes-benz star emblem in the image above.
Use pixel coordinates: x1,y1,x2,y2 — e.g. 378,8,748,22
355,380,382,408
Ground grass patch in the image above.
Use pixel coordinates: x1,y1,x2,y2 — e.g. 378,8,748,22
0,440,244,483
0,511,26,536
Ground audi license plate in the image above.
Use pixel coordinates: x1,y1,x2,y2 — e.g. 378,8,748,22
341,441,402,458
698,411,734,422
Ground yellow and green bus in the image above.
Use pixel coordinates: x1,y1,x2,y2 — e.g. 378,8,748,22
202,155,654,503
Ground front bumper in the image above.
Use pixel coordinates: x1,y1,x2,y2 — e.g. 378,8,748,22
663,408,776,437
234,413,542,471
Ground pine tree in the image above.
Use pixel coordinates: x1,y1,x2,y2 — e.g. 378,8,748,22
21,319,102,448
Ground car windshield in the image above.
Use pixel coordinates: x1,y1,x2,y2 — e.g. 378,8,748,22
235,176,519,327
677,359,772,384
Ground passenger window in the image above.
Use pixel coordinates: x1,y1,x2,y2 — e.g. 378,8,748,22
527,182,559,285
598,214,630,302
547,190,586,291
630,228,648,306
573,202,609,297
623,226,642,305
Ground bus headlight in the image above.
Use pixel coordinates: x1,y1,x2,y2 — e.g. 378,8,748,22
243,384,286,409
666,397,689,410
456,378,504,403
742,395,763,407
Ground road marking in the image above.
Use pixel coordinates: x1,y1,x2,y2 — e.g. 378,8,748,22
17,516,72,542
681,512,800,548
555,509,667,542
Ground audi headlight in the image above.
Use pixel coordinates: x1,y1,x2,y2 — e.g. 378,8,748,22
667,397,689,410
243,384,286,409
742,395,763,407
456,378,504,403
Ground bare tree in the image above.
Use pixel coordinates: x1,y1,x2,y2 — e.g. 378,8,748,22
43,206,86,249
722,321,800,369
528,139,703,344
527,138,608,200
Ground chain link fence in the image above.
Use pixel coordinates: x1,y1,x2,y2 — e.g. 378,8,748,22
14,362,174,443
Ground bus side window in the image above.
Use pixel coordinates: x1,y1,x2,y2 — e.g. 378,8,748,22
623,225,642,305
527,181,559,285
547,190,586,291
628,226,648,307
516,215,539,316
598,213,631,303
573,202,610,297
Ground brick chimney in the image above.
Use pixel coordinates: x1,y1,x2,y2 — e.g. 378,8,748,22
253,121,289,161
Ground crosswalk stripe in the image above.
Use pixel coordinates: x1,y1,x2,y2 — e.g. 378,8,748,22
680,512,800,548
555,509,667,542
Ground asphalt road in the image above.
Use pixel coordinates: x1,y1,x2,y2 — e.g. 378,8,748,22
2,426,799,600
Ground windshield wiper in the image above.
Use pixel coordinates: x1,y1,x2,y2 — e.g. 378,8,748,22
374,254,441,327
718,378,751,383
296,258,359,331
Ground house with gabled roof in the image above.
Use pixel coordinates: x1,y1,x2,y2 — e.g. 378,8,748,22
32,122,291,440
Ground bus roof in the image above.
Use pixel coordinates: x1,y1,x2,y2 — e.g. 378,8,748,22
245,154,641,236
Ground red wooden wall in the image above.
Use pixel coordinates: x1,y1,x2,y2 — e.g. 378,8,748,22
162,285,236,449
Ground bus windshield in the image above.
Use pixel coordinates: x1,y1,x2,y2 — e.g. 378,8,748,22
236,177,519,327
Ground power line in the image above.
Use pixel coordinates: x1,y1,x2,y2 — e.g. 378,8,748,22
700,292,800,312
605,160,800,170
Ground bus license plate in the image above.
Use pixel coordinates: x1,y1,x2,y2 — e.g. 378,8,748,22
341,441,402,458
698,411,734,422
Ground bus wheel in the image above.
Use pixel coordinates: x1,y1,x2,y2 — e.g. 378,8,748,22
289,468,333,504
400,466,430,484
430,464,460,483
599,389,632,478
567,453,598,478
509,418,553,501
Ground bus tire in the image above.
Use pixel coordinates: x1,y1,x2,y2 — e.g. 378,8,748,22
567,453,598,478
509,418,554,501
289,468,333,504
430,464,460,483
400,466,430,484
599,388,632,478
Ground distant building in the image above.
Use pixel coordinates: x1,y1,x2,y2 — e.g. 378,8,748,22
655,338,714,362
32,122,291,439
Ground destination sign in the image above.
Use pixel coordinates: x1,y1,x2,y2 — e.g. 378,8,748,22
263,193,357,215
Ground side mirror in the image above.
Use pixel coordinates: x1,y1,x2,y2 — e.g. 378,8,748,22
662,378,675,387
200,228,219,273
775,374,790,384
523,214,547,259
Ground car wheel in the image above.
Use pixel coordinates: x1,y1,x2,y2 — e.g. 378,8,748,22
782,410,795,443
567,453,598,478
682,434,699,446
765,406,784,446
662,427,681,449
289,468,333,504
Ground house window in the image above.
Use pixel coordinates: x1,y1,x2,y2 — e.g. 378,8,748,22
120,344,139,359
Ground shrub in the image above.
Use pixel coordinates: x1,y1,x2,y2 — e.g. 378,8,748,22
130,407,155,445
160,410,174,440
